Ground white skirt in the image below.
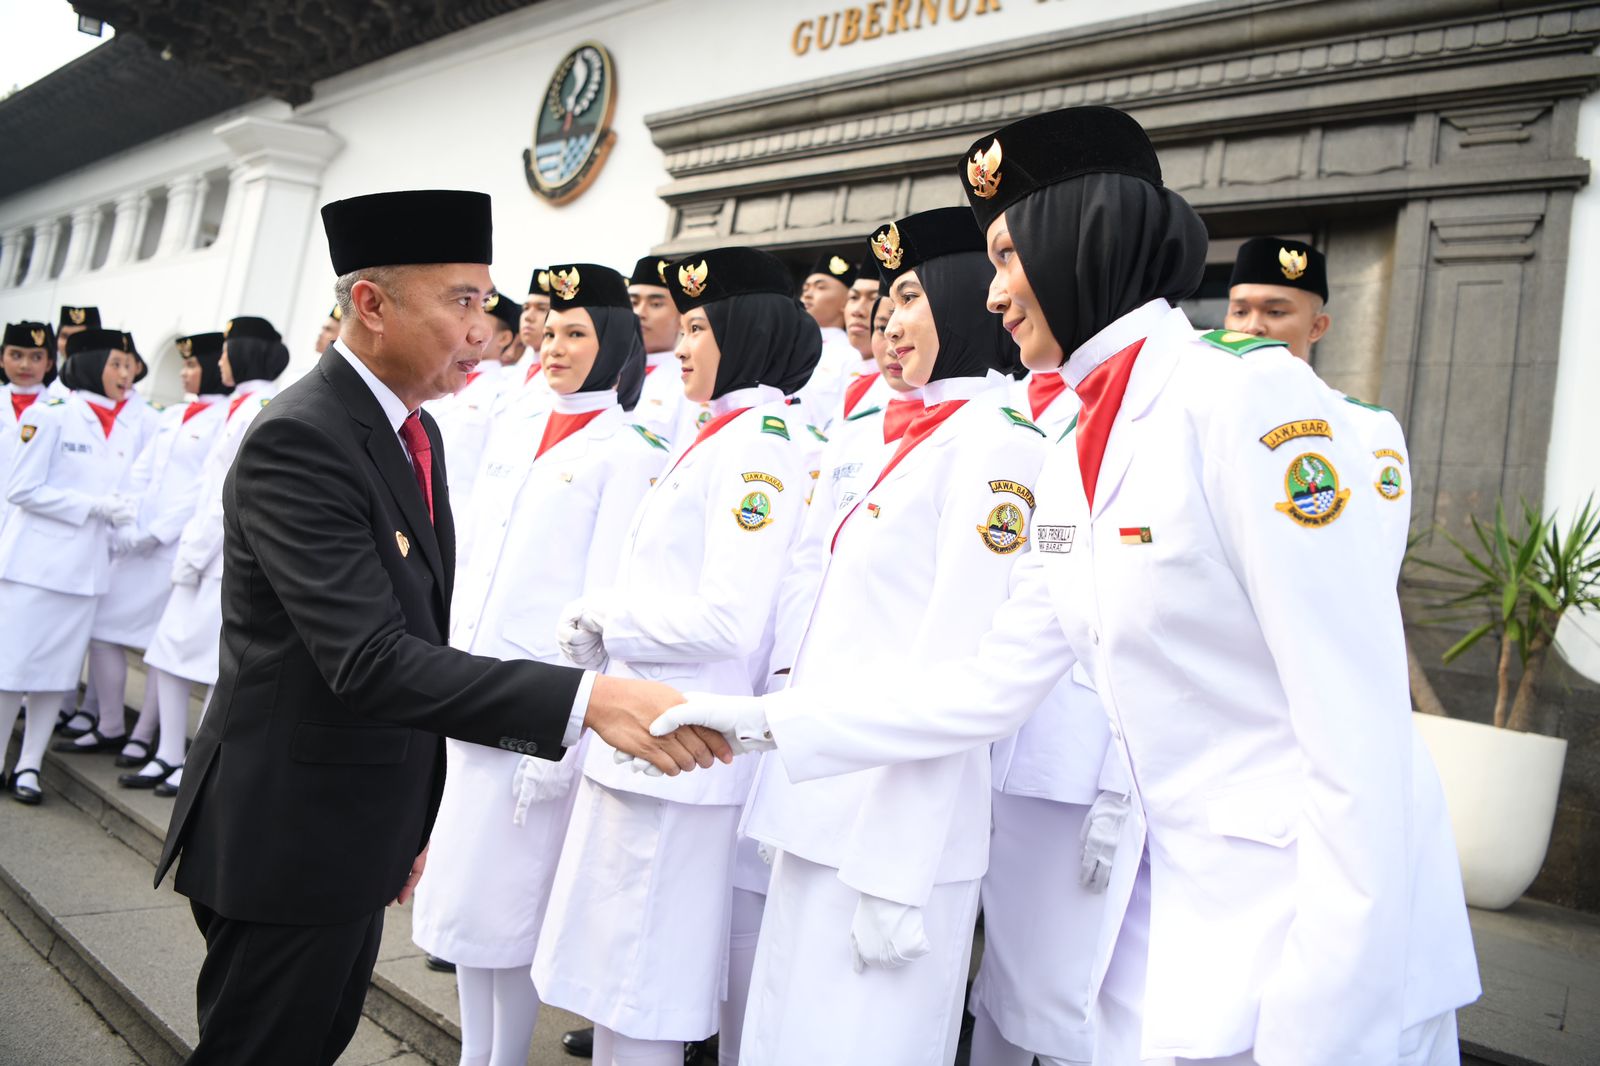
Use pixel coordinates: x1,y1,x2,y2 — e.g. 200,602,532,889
531,778,740,1042
970,792,1106,1061
740,850,980,1066
142,575,222,684
91,542,178,649
0,579,95,692
410,739,583,968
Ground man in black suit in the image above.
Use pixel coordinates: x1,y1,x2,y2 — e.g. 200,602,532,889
154,190,722,1065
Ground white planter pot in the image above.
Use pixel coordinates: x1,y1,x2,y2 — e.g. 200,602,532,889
1413,713,1567,910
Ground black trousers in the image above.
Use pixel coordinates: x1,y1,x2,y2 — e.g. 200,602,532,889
185,900,384,1066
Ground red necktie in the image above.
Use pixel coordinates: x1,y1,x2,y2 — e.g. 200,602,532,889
398,412,435,523
182,401,209,424
524,362,542,385
1073,339,1144,509
11,392,38,421
842,372,879,419
462,371,481,389
536,408,605,459
833,399,966,552
882,396,922,444
1027,372,1068,421
227,392,256,420
665,407,751,477
88,401,118,438
113,398,127,416
644,363,659,377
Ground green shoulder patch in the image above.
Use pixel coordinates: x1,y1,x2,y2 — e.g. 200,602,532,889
761,415,790,440
631,424,669,451
1057,413,1078,444
1199,329,1288,357
46,398,65,407
845,405,883,422
806,424,828,443
1000,406,1045,437
1343,395,1390,414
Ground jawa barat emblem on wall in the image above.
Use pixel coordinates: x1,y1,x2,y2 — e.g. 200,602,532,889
525,43,618,206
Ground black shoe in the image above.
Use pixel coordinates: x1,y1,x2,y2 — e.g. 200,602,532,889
118,758,180,790
685,1036,718,1064
113,738,152,768
423,954,455,973
153,778,182,798
52,725,127,754
10,768,41,805
55,710,97,739
561,1027,594,1058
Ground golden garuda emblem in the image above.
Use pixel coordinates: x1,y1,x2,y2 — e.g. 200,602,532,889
552,268,581,301
1279,247,1308,281
679,260,709,299
870,221,904,270
656,259,668,283
177,339,193,357
485,292,501,312
967,139,1003,200
29,328,45,347
223,320,235,336
536,271,552,294
828,255,850,276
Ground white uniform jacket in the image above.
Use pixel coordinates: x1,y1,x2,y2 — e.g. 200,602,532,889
793,326,855,431
762,300,1479,1064
173,381,277,582
0,393,140,596
128,399,231,548
0,385,46,521
118,390,164,455
427,359,510,515
582,385,809,806
746,376,1047,905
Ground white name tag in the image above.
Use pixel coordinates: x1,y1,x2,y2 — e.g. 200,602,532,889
1037,524,1075,554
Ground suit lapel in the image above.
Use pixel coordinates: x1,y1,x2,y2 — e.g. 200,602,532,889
1091,332,1181,518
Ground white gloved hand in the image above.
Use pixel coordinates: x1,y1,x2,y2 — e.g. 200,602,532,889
91,495,137,527
555,599,609,670
170,557,203,587
1079,790,1132,893
648,692,775,756
111,526,158,555
849,893,932,973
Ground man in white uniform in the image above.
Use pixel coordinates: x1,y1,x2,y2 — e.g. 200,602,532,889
628,254,701,447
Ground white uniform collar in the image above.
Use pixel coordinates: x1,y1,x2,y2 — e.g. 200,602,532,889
711,383,783,416
8,384,42,396
919,369,1006,406
190,392,225,406
819,326,847,342
551,389,619,415
332,339,409,433
231,378,278,398
646,351,675,370
80,390,116,410
1063,298,1173,389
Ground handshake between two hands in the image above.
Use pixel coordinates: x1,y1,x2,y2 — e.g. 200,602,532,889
581,676,775,778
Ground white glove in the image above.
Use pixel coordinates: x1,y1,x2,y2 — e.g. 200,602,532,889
849,894,931,973
170,557,203,587
510,752,579,824
91,495,137,527
648,692,775,755
1079,790,1131,893
555,599,609,670
111,526,158,555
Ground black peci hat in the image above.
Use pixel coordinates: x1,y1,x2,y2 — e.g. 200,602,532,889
3,322,54,351
59,305,101,330
528,267,552,297
960,106,1163,233
176,332,225,360
867,207,987,286
667,247,796,314
64,328,124,358
321,190,493,275
628,254,673,289
806,252,859,288
484,290,521,332
544,264,630,311
120,331,139,357
224,316,282,343
1228,237,1328,303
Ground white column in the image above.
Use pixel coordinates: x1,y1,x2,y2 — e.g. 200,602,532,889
130,192,153,261
105,190,145,266
59,206,98,276
22,219,61,286
156,174,201,256
181,173,209,250
0,229,21,288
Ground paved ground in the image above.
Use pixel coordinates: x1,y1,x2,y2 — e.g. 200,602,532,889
0,908,141,1066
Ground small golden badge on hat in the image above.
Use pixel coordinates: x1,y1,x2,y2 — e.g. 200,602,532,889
679,260,709,299
29,328,46,347
177,339,193,357
656,259,669,283
828,256,850,276
1278,247,1307,281
552,268,581,301
224,320,234,336
967,139,1003,200
537,271,552,294
485,292,500,312
396,530,411,557
870,221,904,270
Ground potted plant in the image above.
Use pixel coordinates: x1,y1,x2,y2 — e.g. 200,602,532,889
1408,497,1600,909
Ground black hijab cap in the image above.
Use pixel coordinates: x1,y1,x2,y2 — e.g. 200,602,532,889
223,335,290,384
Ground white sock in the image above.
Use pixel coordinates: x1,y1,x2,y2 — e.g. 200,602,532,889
611,1033,681,1066
720,887,765,1066
17,692,67,773
151,669,193,771
969,998,1035,1066
0,692,24,764
87,641,128,739
456,965,494,1066
488,966,539,1066
126,666,159,748
591,1026,616,1066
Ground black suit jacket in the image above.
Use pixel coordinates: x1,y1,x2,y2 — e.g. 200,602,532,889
155,349,581,925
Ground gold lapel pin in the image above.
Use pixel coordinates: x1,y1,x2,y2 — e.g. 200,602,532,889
396,530,411,558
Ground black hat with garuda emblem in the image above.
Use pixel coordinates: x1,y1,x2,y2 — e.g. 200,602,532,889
867,206,986,286
528,267,553,298
543,263,630,311
628,255,673,289
667,247,796,314
806,251,859,288
959,106,1163,232
224,316,282,343
3,322,54,352
59,305,101,330
484,290,521,333
1229,237,1328,303
321,190,492,274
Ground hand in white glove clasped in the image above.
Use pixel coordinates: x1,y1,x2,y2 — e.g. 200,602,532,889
111,526,158,556
555,598,609,670
170,557,203,587
91,495,137,527
649,692,774,756
849,893,931,973
1079,790,1132,893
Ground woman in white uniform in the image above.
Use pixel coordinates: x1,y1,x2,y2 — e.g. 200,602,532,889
1,322,58,520
88,334,232,786
734,207,1044,1066
0,330,140,804
141,316,287,796
532,247,818,1066
410,264,662,1066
